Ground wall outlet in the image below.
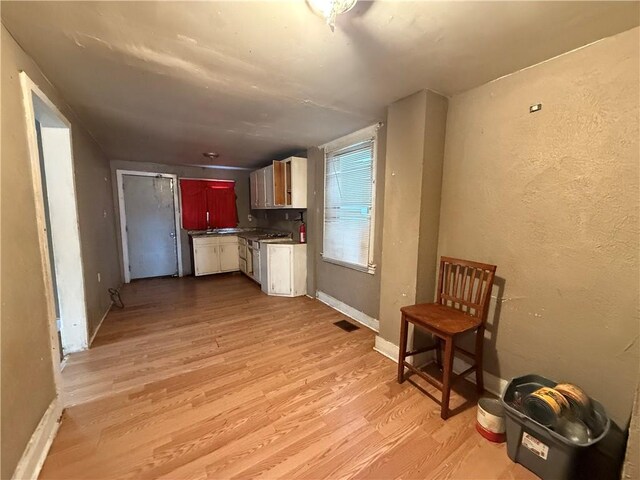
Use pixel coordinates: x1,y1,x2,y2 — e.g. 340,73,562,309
285,213,289,220
97,273,101,283
103,210,107,218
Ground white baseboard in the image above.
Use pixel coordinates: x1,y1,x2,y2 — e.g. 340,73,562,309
89,301,113,346
452,356,508,397
373,335,507,397
12,398,62,480
374,335,399,362
316,290,379,332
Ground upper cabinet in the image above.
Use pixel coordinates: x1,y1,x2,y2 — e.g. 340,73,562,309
250,156,307,209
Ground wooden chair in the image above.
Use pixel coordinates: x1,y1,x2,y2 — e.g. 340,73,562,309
397,256,497,419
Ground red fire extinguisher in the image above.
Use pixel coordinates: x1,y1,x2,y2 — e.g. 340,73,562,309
298,211,306,243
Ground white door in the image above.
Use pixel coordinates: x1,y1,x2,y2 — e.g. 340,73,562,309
194,243,219,276
268,245,292,295
219,243,239,271
122,175,178,279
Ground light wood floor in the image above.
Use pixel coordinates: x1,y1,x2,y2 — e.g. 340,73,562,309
41,274,536,479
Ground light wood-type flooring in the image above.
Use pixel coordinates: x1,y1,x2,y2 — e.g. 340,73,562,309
40,274,537,479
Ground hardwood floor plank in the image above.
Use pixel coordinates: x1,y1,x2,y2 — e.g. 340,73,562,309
39,275,537,480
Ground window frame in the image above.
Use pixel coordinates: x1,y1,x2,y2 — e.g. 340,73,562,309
321,123,381,275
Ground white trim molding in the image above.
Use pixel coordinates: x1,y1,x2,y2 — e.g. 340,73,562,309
452,356,508,397
373,335,508,397
316,291,379,332
374,335,399,362
11,398,62,480
116,169,183,283
374,335,429,367
320,122,383,152
20,71,88,360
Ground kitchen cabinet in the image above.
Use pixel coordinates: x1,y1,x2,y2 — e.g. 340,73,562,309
264,165,274,208
256,169,266,208
192,235,239,276
250,157,307,210
238,237,247,274
249,172,258,209
282,157,307,209
219,241,239,271
260,242,307,297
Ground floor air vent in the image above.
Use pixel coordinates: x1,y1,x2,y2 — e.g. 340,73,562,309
333,320,359,332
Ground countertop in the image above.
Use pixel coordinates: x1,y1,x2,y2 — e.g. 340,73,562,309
187,228,293,242
187,228,307,245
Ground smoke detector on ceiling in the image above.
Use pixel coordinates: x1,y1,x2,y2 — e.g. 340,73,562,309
203,152,220,159
307,0,357,31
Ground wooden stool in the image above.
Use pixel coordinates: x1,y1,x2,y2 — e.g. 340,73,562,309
397,257,497,419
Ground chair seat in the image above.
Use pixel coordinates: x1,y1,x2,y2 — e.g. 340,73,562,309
400,303,481,336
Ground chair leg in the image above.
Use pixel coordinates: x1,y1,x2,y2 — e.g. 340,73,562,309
435,337,443,370
397,315,409,383
475,326,485,395
441,336,454,420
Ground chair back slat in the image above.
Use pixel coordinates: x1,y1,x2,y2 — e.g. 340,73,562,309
437,256,497,322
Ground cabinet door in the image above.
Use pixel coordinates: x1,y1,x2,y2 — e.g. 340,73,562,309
219,243,240,272
256,169,266,208
268,245,292,295
264,165,274,208
249,171,258,209
273,161,285,206
194,243,220,276
290,157,307,208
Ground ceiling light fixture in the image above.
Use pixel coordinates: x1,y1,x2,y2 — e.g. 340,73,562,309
307,0,357,31
203,152,220,159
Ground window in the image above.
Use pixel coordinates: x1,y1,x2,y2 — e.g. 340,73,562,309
179,179,238,230
323,124,379,273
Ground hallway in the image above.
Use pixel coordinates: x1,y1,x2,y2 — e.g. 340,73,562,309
41,274,533,479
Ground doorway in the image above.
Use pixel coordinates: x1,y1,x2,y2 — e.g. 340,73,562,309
116,171,183,282
20,72,89,358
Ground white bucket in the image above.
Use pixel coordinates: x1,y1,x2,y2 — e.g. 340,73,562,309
477,397,506,442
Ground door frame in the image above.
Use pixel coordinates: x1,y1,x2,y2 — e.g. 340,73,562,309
116,169,183,283
20,72,90,367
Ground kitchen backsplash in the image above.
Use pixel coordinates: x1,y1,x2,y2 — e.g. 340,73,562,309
253,209,306,242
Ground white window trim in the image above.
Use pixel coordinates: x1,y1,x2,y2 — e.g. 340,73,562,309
321,123,382,275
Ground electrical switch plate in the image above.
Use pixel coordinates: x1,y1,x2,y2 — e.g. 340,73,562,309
97,273,101,283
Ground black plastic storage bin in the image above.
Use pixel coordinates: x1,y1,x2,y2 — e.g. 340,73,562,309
501,374,610,480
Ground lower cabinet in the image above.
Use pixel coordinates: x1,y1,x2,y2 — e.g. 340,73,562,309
260,243,307,297
238,237,247,274
193,235,239,276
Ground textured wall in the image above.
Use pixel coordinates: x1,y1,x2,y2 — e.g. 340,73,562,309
378,91,448,345
110,160,252,277
1,25,121,478
416,92,448,304
308,125,387,319
438,27,639,424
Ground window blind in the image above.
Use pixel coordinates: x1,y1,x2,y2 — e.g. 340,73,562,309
323,139,375,271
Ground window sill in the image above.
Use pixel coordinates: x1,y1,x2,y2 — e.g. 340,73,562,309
321,256,376,275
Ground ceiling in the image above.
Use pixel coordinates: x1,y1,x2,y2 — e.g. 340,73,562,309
3,1,639,168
